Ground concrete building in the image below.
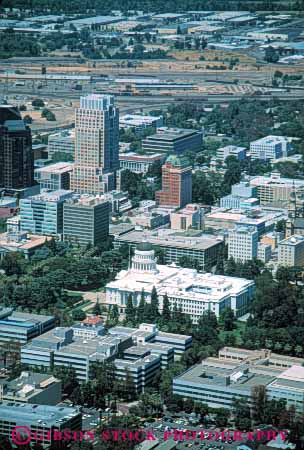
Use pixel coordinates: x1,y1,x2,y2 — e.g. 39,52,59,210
216,145,247,162
0,231,52,259
0,402,81,448
119,114,163,134
34,162,74,191
170,204,204,231
71,316,105,339
0,105,33,190
106,243,255,323
63,195,109,247
70,94,119,195
119,152,166,174
104,190,132,215
20,189,74,237
47,131,75,159
109,323,192,356
173,347,304,412
156,155,192,209
257,242,272,263
0,372,61,405
250,136,293,160
142,127,203,155
278,235,304,267
123,342,174,369
228,226,259,263
114,354,161,393
113,228,224,269
125,204,171,229
21,327,132,381
0,307,55,344
249,173,304,207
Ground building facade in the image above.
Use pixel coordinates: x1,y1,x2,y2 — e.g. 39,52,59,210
173,347,304,412
228,226,259,263
47,131,75,159
119,152,165,174
278,235,304,267
34,162,74,191
0,307,55,344
250,135,293,160
156,155,192,208
63,195,109,247
70,94,119,195
0,105,33,189
20,190,73,237
0,402,81,449
216,145,247,162
249,173,304,206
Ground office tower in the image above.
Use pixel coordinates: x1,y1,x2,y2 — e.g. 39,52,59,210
155,154,192,208
142,127,203,155
34,162,74,191
63,195,109,247
0,105,33,189
228,226,258,263
70,94,119,195
20,190,73,236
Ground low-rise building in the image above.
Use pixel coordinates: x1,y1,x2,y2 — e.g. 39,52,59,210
114,354,161,393
119,114,163,134
278,235,304,267
0,402,81,449
249,172,304,207
250,136,293,160
21,327,132,381
170,204,204,231
0,372,61,405
113,228,224,269
106,244,255,323
109,323,192,356
34,162,74,191
216,145,247,162
142,127,203,155
173,347,304,412
71,316,105,339
47,131,75,160
0,231,51,259
0,307,55,345
119,152,166,174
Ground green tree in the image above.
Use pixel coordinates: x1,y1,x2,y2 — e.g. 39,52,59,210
137,290,145,323
150,286,159,321
125,293,136,324
162,293,171,321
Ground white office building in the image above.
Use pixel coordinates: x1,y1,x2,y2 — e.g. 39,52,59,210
119,114,163,134
106,243,255,323
250,135,293,160
228,226,258,263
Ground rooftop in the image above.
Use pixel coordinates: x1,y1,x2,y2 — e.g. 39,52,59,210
144,127,202,142
35,162,74,175
279,235,304,246
0,401,80,427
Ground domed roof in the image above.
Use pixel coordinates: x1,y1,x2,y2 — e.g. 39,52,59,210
137,242,153,251
166,154,191,167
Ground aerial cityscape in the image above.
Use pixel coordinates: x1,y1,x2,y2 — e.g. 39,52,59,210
0,0,304,449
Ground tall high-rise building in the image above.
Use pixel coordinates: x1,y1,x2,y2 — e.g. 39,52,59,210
155,154,192,208
70,94,119,195
0,105,33,189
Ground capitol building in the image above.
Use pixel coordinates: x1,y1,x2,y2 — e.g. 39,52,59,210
105,243,255,323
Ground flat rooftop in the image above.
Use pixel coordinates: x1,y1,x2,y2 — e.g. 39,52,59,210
144,127,201,142
35,162,74,175
115,229,223,251
0,401,79,427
